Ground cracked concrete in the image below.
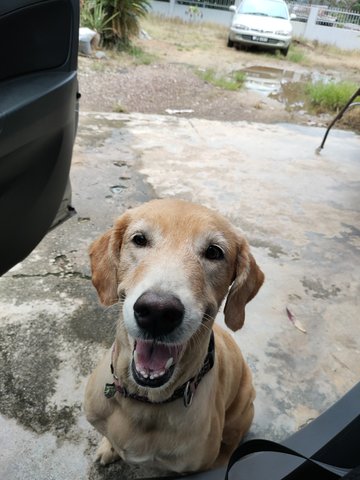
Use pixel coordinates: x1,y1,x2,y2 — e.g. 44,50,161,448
0,112,359,479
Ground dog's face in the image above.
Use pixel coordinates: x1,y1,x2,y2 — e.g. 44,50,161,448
89,199,264,390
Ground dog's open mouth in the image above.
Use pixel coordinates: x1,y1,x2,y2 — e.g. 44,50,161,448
131,340,183,388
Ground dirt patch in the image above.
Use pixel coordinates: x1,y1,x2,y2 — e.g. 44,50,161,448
78,15,360,130
78,61,293,123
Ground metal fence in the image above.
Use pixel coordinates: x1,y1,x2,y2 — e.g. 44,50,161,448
176,0,233,11
153,0,360,30
289,3,360,30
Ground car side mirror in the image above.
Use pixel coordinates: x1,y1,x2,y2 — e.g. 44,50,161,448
290,13,296,19
229,5,236,12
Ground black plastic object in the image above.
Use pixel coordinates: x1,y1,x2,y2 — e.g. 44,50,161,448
0,0,79,276
144,382,360,480
316,87,360,153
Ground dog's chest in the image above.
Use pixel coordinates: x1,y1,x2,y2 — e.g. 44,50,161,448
119,444,181,468
110,393,213,470
118,428,203,471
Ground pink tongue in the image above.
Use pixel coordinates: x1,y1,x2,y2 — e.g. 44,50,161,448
135,340,180,372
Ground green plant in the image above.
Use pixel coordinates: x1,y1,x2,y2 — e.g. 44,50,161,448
287,47,305,63
305,81,360,112
81,0,150,48
185,6,203,22
126,45,157,64
233,71,247,85
101,0,151,48
80,0,119,35
197,68,246,91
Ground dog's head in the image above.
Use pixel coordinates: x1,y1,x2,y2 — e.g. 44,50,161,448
89,199,264,390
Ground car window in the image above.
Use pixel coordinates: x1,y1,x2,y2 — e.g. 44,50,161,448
238,0,289,19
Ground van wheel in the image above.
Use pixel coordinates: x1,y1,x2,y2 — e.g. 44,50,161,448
227,37,234,48
281,46,289,56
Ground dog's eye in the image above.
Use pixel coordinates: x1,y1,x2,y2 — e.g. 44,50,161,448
132,233,148,247
205,245,224,261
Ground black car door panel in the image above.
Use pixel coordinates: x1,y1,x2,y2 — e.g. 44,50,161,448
0,0,79,275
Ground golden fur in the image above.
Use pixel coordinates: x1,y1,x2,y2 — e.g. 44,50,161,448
84,198,264,474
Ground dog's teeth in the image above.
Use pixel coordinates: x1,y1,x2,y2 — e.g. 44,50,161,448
140,370,148,378
165,357,174,369
133,351,138,365
148,370,166,380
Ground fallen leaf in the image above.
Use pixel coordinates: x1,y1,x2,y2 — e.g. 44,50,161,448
286,307,307,334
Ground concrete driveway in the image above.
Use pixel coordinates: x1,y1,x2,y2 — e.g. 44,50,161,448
1,112,359,479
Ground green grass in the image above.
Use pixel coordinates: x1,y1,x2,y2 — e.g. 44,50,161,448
305,81,360,112
264,45,306,64
126,45,157,65
196,68,246,91
287,46,306,64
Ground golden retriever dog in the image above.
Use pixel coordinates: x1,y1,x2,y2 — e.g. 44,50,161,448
84,198,264,474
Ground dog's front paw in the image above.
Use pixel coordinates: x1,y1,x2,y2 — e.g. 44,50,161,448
96,437,121,465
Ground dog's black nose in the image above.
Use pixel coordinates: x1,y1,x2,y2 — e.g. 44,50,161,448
134,291,184,337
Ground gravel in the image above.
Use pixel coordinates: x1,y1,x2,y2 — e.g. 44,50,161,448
78,60,295,123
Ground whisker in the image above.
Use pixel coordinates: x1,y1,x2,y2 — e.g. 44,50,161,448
104,299,124,314
101,300,124,339
104,305,117,314
188,321,213,351
203,312,216,323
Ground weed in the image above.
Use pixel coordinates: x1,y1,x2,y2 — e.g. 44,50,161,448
233,71,247,85
287,47,305,63
126,45,157,65
305,81,360,112
90,60,107,72
113,103,128,113
264,47,305,64
310,39,358,57
196,68,246,91
185,6,203,22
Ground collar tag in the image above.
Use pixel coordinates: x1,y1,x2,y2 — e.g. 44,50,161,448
104,383,117,398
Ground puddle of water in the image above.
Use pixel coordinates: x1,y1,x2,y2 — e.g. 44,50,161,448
240,66,302,95
238,66,338,110
110,185,127,194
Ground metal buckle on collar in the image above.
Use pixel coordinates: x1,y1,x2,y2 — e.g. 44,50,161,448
183,380,195,408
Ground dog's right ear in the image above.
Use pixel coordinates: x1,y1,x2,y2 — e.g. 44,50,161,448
89,214,129,306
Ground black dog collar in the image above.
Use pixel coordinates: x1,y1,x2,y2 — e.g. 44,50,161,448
104,331,215,408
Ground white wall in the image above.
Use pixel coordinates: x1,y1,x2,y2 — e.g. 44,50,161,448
150,1,233,26
303,23,360,49
300,6,360,50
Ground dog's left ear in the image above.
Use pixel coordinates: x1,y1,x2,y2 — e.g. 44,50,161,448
89,213,130,306
224,238,264,331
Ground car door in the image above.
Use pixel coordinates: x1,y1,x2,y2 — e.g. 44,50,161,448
0,0,80,276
